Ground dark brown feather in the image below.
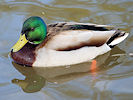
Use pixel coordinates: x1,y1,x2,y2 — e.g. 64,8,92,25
11,43,37,66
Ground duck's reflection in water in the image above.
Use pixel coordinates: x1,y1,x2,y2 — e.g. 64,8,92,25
12,46,125,93
12,64,46,93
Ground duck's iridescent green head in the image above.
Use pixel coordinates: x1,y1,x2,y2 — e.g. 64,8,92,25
12,16,47,52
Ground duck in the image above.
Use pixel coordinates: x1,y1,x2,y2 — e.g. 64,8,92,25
11,16,129,67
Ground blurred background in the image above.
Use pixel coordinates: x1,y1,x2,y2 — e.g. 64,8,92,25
0,0,133,100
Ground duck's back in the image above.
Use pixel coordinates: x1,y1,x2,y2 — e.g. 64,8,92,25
38,22,128,51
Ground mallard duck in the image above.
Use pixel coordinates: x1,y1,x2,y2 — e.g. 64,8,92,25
11,16,128,67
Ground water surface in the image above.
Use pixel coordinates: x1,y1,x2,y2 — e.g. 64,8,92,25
0,0,133,100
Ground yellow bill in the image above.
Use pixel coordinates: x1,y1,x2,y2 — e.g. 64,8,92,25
11,34,28,52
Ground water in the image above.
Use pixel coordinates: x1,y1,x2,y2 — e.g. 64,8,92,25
0,0,133,100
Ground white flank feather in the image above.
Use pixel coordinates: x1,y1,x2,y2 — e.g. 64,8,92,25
33,44,111,67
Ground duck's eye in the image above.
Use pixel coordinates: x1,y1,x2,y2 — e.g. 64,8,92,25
31,28,34,31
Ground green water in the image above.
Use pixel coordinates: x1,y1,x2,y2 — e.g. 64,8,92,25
0,0,133,100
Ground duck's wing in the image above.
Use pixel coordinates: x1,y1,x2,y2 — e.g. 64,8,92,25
38,22,128,51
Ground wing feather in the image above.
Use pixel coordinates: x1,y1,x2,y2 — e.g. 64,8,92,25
37,22,123,51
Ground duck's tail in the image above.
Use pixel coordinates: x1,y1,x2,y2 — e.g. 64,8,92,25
107,30,129,48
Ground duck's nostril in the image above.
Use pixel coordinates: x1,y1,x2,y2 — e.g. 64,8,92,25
11,49,13,52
